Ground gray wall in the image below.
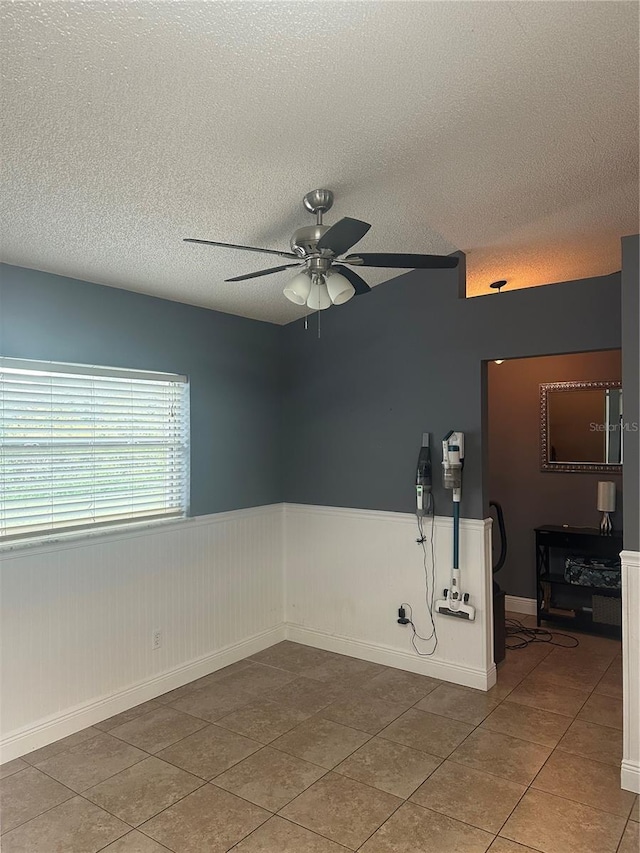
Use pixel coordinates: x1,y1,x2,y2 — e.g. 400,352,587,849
488,351,623,599
281,269,622,521
621,235,639,551
0,263,283,515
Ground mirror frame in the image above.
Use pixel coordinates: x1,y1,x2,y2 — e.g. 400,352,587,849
540,380,622,473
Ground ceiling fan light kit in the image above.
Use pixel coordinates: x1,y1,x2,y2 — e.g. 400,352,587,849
307,280,332,311
183,189,459,312
283,271,312,305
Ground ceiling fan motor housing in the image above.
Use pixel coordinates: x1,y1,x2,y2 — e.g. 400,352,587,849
290,224,331,258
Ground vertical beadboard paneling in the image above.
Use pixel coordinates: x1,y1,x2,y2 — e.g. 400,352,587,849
0,506,283,758
284,503,495,689
621,550,640,793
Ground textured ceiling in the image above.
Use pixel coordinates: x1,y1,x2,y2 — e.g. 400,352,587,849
1,1,638,324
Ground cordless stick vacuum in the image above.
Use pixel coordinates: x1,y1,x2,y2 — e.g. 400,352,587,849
435,431,476,621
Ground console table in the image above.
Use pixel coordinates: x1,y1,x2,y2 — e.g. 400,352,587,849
535,525,623,637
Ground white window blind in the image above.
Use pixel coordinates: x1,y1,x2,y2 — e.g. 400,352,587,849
0,358,190,541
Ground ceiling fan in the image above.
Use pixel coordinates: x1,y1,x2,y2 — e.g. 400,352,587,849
183,189,459,310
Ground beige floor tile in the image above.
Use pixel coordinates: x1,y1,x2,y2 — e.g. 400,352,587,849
556,719,623,767
631,795,639,821
531,750,636,818
532,655,606,691
618,819,639,853
0,766,74,833
302,653,387,686
140,784,269,853
320,690,406,734
156,722,261,780
213,662,297,695
501,788,625,853
576,693,623,730
100,830,172,851
480,701,571,747
488,839,539,852
334,736,441,798
212,745,325,811
0,796,129,853
415,683,503,725
449,728,551,785
108,705,208,753
594,656,623,699
33,732,146,793
279,772,401,850
507,673,590,717
264,677,348,714
379,708,474,758
22,728,99,765
166,680,255,722
154,662,252,705
84,756,202,826
232,815,347,852
0,758,28,780
358,668,442,706
410,759,526,833
249,641,336,674
359,801,493,853
94,700,163,732
271,716,370,769
215,698,311,743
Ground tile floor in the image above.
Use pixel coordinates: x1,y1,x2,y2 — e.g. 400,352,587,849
1,614,637,852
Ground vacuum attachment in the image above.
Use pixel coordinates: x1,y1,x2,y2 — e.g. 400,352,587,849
415,433,432,517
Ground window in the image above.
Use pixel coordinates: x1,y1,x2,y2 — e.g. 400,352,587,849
0,358,190,542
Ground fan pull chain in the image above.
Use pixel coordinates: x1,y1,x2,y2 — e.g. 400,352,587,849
318,311,321,339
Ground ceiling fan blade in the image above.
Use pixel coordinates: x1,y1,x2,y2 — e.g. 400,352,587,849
316,217,371,255
225,263,303,282
345,252,459,269
333,264,371,296
184,238,298,260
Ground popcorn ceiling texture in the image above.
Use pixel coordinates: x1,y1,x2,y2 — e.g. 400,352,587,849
1,1,638,324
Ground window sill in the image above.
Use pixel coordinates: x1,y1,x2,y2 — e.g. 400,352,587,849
0,516,191,557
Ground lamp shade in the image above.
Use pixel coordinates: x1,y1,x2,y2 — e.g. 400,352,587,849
283,272,311,305
597,481,616,513
326,272,356,305
306,281,331,310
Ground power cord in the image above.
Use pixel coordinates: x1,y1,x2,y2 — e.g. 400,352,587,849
401,501,438,657
505,617,580,650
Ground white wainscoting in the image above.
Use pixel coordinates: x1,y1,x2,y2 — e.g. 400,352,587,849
0,505,284,762
621,549,640,793
284,504,495,691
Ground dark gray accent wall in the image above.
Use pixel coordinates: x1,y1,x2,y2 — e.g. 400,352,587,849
621,234,639,550
0,263,282,515
488,352,623,599
281,269,622,520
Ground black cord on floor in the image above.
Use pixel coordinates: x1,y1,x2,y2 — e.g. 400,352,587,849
505,617,579,650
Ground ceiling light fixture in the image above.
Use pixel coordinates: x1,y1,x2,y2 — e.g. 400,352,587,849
283,271,311,305
306,277,332,311
489,280,507,293
494,360,504,365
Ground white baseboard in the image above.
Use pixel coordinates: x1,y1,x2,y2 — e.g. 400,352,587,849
621,759,640,794
505,595,537,616
1,624,286,764
286,624,496,691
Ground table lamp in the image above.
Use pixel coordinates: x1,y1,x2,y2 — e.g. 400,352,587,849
597,481,616,534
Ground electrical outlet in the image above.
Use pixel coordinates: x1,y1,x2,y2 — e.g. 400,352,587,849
152,629,162,650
